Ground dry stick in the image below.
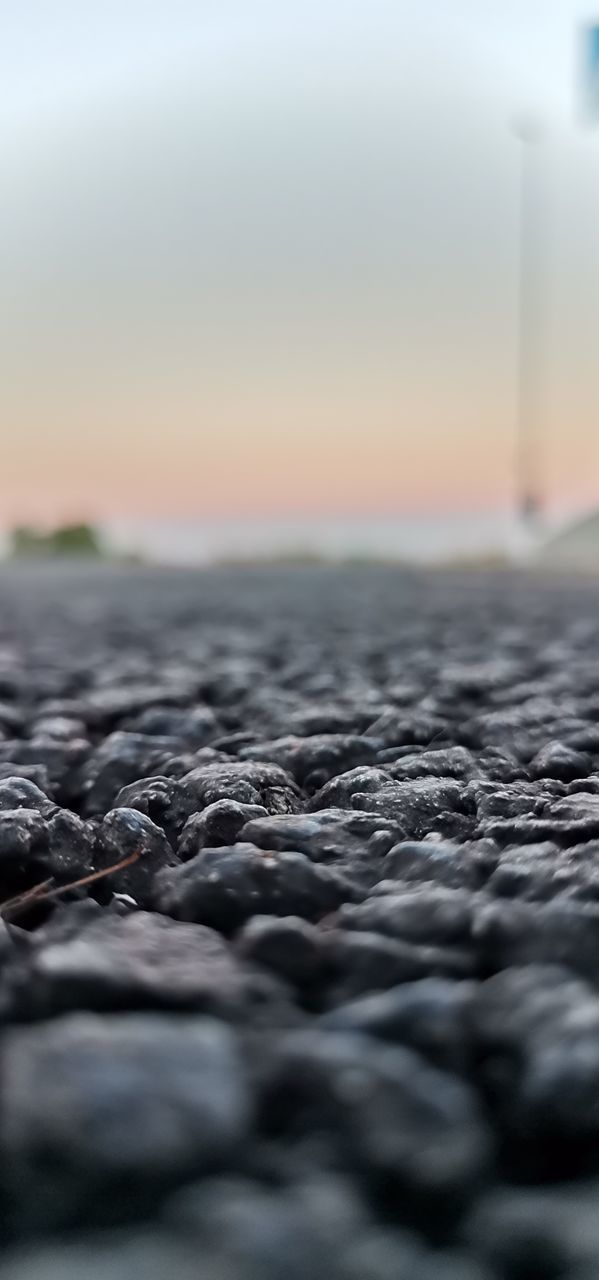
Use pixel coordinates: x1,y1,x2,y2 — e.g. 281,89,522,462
0,849,141,922
0,879,55,918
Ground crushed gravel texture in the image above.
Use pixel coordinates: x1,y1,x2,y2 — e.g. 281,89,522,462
1,563,599,1277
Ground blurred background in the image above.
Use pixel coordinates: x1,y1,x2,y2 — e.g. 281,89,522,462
2,0,599,567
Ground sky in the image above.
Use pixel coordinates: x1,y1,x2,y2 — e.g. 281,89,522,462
2,0,599,534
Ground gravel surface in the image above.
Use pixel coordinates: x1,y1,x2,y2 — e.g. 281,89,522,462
2,562,599,1277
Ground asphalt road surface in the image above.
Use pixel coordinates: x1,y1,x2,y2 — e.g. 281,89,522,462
0,563,599,1278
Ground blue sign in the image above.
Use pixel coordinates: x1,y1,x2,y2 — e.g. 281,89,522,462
585,25,599,118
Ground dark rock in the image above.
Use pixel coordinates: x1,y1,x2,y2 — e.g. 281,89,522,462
237,916,325,989
0,763,53,795
530,740,592,782
113,775,192,844
180,761,301,816
477,791,599,845
386,747,482,782
94,808,179,907
0,737,90,803
470,965,599,1172
0,776,54,815
30,715,88,741
46,808,96,880
2,1013,249,1229
156,843,358,933
0,806,93,897
381,840,496,891
289,703,377,735
468,779,554,823
0,702,25,734
260,1030,490,1212
338,886,474,949
179,800,268,860
477,748,525,784
363,710,450,749
483,841,599,902
239,808,404,887
473,897,599,981
121,705,219,747
74,684,194,729
308,772,470,840
158,747,230,777
464,1182,599,1278
79,733,184,815
24,898,107,945
12,910,250,1018
323,929,476,1003
306,767,394,811
321,978,476,1074
0,1235,203,1280
564,724,599,752
163,1172,458,1280
238,734,381,788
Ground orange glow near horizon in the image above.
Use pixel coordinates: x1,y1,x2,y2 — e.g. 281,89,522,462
2,346,597,525
1,374,515,525
2,390,597,528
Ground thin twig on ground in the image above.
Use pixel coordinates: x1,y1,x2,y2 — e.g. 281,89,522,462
0,849,141,922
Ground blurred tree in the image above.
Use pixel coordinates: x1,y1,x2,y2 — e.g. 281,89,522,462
48,523,102,556
10,526,46,556
9,523,103,557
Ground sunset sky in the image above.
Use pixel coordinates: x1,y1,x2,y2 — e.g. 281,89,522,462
2,0,599,531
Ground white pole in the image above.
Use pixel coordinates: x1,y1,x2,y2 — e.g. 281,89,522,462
513,117,544,544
